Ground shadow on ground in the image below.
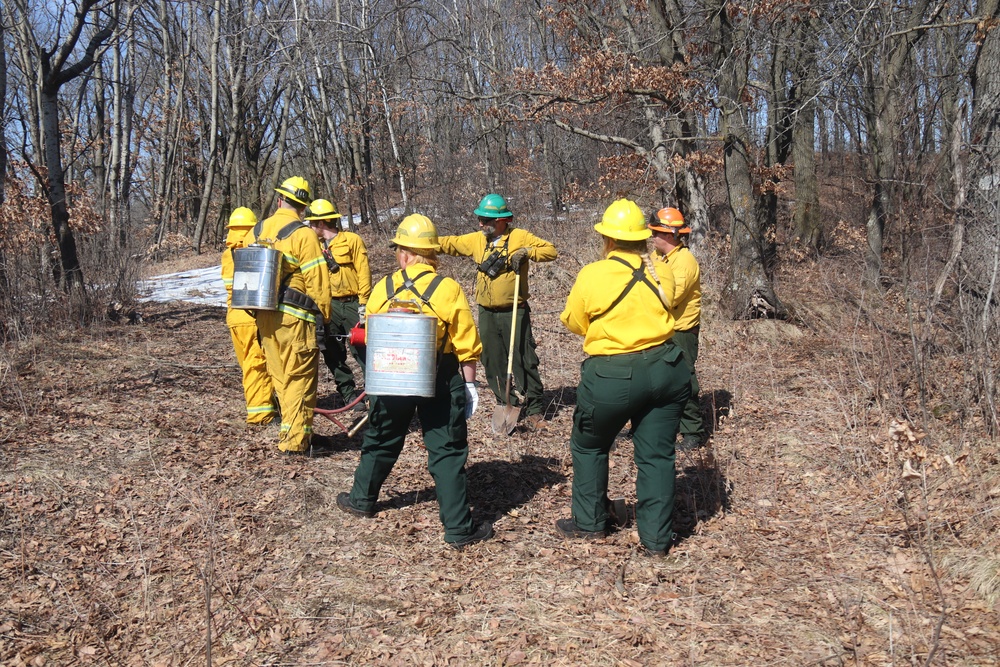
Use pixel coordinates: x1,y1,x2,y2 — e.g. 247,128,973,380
368,455,566,523
675,448,731,541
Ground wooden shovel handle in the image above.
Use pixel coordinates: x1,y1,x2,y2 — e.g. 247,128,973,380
505,271,519,378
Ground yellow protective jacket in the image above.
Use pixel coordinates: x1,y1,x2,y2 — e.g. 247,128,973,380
221,227,255,326
246,208,332,324
438,228,557,308
656,245,701,331
561,250,677,356
367,264,482,363
324,231,371,304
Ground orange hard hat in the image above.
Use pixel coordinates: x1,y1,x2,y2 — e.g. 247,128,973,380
648,207,691,234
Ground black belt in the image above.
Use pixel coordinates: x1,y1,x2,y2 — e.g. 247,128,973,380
332,295,358,302
480,302,526,313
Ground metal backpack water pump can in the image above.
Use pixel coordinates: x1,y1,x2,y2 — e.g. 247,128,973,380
231,244,283,310
364,307,438,397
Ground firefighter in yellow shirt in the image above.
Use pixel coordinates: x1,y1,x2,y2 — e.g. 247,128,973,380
438,194,557,430
556,199,690,557
649,207,704,450
245,177,332,455
220,207,275,425
337,214,494,550
304,199,370,407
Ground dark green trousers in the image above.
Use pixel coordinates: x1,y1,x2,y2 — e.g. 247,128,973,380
478,304,544,416
570,344,691,552
349,354,476,543
319,297,364,403
671,327,703,438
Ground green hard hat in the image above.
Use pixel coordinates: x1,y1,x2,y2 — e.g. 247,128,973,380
474,193,513,219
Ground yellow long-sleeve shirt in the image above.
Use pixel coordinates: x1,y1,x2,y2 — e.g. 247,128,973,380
560,250,676,356
246,208,332,324
660,245,701,331
438,227,557,308
324,231,371,304
367,264,482,364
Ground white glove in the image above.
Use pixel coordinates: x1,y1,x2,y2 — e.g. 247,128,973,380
464,382,479,419
358,304,366,319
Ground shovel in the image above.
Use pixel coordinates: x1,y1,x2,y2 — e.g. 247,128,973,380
491,271,521,435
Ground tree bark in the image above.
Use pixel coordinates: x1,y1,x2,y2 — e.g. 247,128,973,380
958,0,1000,428
791,15,822,250
649,0,710,248
192,0,222,253
712,0,785,319
861,0,935,287
30,0,116,291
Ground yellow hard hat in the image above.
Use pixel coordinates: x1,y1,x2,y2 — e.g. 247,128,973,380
227,207,257,228
391,214,441,250
648,207,691,234
594,199,650,241
275,176,312,206
304,199,342,221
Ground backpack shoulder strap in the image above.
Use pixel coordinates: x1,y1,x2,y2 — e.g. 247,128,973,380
276,221,306,240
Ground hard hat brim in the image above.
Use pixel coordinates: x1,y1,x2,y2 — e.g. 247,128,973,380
594,222,651,241
390,238,441,251
474,207,513,218
306,214,342,221
275,187,310,206
648,223,692,234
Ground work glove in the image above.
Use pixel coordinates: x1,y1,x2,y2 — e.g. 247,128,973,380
508,247,529,268
358,304,366,319
464,382,479,420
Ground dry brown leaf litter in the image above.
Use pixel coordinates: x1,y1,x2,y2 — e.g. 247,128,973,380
1,238,998,666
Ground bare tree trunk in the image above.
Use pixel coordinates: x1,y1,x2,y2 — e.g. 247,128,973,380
219,0,248,242
862,0,936,287
108,3,132,249
935,27,963,209
791,16,822,250
336,0,377,224
0,20,6,208
40,88,85,290
156,0,192,247
959,0,1000,429
649,0,710,247
712,0,785,319
192,0,222,253
763,17,792,263
0,21,8,296
366,42,407,214
261,97,290,217
93,60,108,219
21,0,117,291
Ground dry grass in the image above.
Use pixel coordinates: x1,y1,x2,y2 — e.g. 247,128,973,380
1,215,998,666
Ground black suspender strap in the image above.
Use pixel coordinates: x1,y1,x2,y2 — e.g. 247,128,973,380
590,256,663,322
384,269,445,316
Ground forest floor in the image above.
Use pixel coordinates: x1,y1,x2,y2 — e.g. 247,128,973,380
1,225,999,666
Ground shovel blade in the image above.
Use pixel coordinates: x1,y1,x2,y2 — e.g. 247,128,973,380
491,404,520,435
